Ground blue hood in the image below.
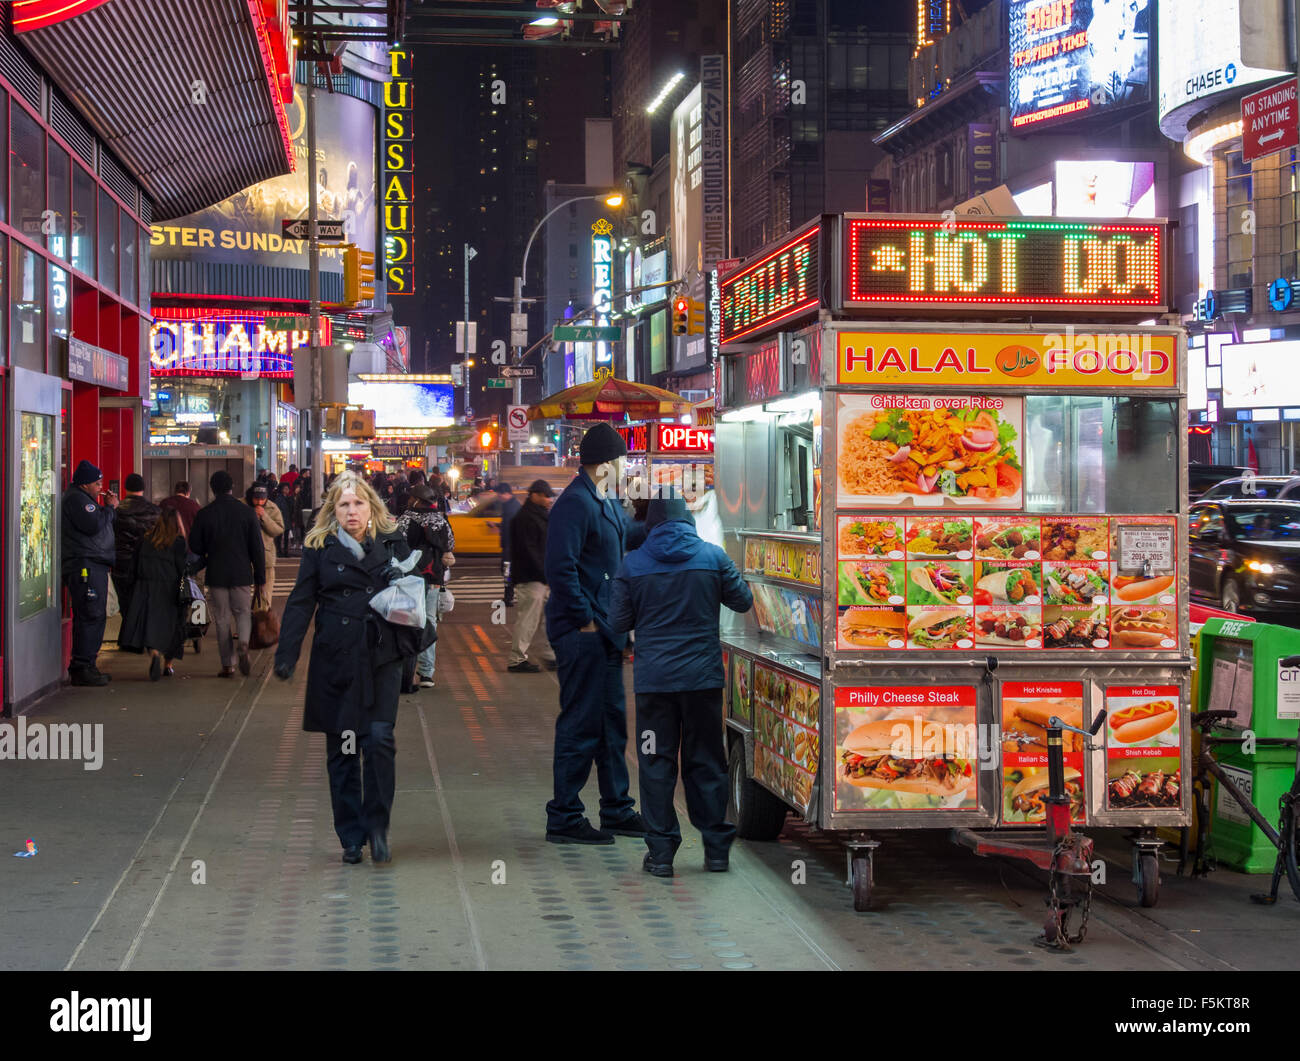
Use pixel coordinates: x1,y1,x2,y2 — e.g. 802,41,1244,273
644,519,702,564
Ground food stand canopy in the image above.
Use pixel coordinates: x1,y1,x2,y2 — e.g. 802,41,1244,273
526,376,692,421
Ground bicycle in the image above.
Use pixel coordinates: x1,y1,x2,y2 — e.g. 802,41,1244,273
1180,688,1300,905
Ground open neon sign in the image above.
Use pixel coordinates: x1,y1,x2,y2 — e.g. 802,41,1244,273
842,217,1164,312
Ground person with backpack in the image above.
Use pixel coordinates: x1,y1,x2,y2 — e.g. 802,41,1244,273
394,485,456,691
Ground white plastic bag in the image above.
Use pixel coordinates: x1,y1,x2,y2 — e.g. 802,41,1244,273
438,588,454,616
369,574,427,627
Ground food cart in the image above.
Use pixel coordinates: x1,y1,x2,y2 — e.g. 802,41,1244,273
717,214,1191,914
617,421,716,499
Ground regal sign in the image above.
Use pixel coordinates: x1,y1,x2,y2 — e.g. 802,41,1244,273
384,49,415,295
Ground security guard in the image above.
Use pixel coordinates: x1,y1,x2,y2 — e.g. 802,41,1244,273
61,460,118,686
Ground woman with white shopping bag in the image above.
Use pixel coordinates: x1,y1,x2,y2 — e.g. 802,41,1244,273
273,472,429,865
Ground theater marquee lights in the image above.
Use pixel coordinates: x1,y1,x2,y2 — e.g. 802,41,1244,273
384,48,415,296
719,221,822,345
149,315,332,378
842,216,1165,313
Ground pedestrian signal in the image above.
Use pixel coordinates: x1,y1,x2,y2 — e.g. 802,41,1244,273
672,296,689,335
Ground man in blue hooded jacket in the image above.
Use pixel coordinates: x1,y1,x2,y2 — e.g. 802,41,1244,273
543,422,648,844
610,494,753,876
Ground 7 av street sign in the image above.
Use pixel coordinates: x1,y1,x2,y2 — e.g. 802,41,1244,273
553,325,621,342
1242,79,1298,163
281,219,346,241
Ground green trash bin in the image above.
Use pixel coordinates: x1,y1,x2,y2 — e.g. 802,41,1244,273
1196,618,1300,873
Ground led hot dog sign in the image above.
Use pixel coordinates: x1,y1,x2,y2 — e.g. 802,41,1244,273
720,222,822,344
842,217,1165,313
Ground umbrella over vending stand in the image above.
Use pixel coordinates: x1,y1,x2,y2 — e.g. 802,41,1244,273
525,372,693,421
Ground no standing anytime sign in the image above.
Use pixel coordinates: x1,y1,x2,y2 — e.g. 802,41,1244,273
1242,78,1298,164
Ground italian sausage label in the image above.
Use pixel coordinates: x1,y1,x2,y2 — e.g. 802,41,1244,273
1104,685,1181,810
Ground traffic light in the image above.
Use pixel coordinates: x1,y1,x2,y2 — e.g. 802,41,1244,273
343,245,376,307
672,296,689,335
479,425,498,451
687,297,706,335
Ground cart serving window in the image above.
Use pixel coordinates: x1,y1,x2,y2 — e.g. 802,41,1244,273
716,214,1190,920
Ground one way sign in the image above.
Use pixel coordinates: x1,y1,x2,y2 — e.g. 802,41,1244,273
281,219,346,241
1242,78,1298,163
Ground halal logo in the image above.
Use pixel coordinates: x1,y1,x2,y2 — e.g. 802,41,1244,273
592,218,614,236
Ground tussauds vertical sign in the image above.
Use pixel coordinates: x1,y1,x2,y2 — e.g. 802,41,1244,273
384,49,415,296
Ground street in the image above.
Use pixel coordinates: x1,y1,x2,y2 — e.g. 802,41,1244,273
2,558,1296,973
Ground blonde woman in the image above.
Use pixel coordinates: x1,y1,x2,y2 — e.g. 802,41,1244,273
274,471,417,865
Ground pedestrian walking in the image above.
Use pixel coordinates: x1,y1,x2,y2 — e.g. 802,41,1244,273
189,470,266,678
281,464,300,492
610,495,754,877
395,484,455,690
507,479,556,673
111,473,160,622
159,480,200,540
274,471,421,865
118,507,191,680
495,482,521,606
61,460,118,686
246,483,284,597
292,478,309,548
273,482,295,556
543,421,646,845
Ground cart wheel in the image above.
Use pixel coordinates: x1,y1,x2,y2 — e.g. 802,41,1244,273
850,852,873,912
1137,851,1160,908
727,738,787,841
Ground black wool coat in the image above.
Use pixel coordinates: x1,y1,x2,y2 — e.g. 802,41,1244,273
275,530,415,735
118,536,189,659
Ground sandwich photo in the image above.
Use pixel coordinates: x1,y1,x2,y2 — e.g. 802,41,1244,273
1006,767,1084,823
1001,698,1083,752
907,607,972,649
974,563,1039,605
907,561,972,606
839,607,907,648
1110,607,1175,648
839,719,974,797
973,610,1042,647
838,561,903,606
1042,562,1109,605
1108,700,1178,744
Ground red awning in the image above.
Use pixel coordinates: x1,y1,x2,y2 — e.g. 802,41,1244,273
13,0,296,220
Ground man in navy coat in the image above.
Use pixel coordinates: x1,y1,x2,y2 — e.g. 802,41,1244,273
543,422,647,844
610,494,753,876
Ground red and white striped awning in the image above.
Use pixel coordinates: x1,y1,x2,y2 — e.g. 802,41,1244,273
13,0,296,220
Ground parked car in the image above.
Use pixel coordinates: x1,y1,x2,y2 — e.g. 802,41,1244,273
1198,475,1300,501
1188,463,1249,500
1189,499,1300,618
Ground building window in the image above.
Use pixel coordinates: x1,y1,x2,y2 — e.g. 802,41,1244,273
120,217,137,306
1223,149,1253,290
72,165,94,277
10,104,44,239
98,188,117,290
10,239,45,372
48,262,68,374
47,142,69,261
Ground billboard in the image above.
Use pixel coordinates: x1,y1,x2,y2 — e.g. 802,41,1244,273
1220,340,1300,408
1009,0,1151,130
347,381,454,427
1158,0,1292,137
151,86,376,271
1054,160,1156,216
670,83,704,287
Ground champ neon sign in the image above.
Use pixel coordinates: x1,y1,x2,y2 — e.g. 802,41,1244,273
149,316,330,378
843,217,1164,312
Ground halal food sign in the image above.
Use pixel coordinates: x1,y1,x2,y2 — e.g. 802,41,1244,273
842,217,1164,313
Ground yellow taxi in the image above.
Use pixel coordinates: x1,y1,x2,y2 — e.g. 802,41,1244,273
448,496,505,555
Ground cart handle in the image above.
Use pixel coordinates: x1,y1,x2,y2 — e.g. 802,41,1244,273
1048,711,1107,751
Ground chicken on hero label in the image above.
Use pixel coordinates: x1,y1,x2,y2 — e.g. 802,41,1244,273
1000,682,1086,826
834,685,979,812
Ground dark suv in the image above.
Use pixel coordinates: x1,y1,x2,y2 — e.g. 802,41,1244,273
1189,500,1300,618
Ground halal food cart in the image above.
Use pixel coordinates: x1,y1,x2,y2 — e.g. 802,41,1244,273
717,214,1191,913
616,421,716,498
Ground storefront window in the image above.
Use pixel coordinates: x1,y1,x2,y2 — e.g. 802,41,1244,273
10,104,43,239
0,92,8,223
48,262,69,372
46,142,70,260
120,215,137,305
19,412,57,619
72,164,94,276
1024,395,1178,514
275,402,299,474
10,240,45,372
98,188,117,290
139,228,149,312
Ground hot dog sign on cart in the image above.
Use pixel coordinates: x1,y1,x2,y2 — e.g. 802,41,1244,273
716,215,1190,915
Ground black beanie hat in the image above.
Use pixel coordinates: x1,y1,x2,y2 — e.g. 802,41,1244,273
646,496,692,530
579,421,628,465
72,459,102,486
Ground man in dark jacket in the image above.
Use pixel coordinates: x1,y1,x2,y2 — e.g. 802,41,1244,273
495,482,522,606
189,469,266,678
159,480,200,539
544,422,646,844
61,460,119,686
111,473,160,622
610,494,754,877
507,479,555,672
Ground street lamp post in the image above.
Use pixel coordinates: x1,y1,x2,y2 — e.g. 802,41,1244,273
513,191,624,465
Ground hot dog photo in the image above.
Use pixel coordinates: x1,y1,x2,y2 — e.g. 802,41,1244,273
1107,698,1178,746
1110,606,1176,649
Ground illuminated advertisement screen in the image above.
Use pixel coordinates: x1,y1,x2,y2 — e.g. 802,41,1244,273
347,382,455,427
1009,0,1151,130
1220,340,1300,408
719,221,822,344
841,216,1164,313
1054,160,1155,217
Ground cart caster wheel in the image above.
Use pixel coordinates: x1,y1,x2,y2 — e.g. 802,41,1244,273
850,852,873,912
1137,851,1160,908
